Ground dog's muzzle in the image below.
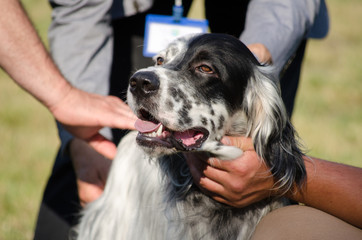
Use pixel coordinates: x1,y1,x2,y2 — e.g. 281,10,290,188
129,71,210,152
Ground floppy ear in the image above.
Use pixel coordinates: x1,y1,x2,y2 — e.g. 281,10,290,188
243,67,306,194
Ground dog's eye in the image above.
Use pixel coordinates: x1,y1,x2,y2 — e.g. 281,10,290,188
198,65,213,74
156,57,164,66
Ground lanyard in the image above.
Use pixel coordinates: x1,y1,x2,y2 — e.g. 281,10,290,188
173,0,184,22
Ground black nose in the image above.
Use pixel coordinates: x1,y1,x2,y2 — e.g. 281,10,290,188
129,71,160,96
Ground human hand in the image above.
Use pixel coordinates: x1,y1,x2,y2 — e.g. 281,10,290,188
186,136,276,208
247,43,272,65
69,138,112,206
49,86,137,157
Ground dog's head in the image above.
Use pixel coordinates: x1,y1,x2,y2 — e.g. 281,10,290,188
128,33,305,192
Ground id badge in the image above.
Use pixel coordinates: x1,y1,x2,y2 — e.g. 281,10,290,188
143,14,209,57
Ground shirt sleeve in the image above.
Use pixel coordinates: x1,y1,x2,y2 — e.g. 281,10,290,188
48,0,115,146
240,0,322,77
48,0,114,95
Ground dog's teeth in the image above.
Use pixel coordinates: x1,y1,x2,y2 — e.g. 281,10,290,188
142,124,163,138
156,124,163,136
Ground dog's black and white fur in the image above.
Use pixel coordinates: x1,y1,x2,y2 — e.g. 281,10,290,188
76,33,306,240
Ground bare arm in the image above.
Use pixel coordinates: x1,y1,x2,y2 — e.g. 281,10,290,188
187,136,362,228
289,157,362,228
0,0,69,109
0,0,136,154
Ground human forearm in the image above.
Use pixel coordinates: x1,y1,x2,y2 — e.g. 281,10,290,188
289,156,362,228
0,0,72,109
0,0,136,130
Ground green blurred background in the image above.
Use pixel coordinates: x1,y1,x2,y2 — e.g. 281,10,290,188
0,0,361,239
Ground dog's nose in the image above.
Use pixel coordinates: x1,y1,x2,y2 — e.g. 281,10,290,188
129,71,160,96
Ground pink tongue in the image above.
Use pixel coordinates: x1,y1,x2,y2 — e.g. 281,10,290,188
174,131,203,146
135,118,161,133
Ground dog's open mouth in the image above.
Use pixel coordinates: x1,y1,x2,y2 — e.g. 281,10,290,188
134,109,209,151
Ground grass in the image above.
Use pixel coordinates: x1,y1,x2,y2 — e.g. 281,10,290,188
293,0,362,167
0,1,56,239
0,0,361,239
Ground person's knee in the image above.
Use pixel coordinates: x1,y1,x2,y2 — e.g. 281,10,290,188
251,205,362,240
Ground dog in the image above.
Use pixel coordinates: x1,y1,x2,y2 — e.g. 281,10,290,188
76,33,306,240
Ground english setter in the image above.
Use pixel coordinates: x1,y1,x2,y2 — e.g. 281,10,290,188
76,33,306,240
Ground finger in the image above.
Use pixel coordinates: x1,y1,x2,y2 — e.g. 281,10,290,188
221,136,254,151
210,191,263,209
185,152,233,185
190,165,233,202
185,153,225,190
87,134,117,159
186,154,234,195
63,125,101,141
103,96,138,130
77,180,104,206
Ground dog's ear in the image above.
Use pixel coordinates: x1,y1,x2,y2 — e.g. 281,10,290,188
243,67,306,194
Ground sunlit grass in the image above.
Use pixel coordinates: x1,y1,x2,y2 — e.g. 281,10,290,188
0,0,361,238
293,0,362,167
0,1,55,239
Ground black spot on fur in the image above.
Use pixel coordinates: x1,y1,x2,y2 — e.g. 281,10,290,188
184,116,193,125
178,115,192,126
169,87,187,103
178,118,184,126
218,115,225,130
166,100,174,110
194,99,201,106
178,104,193,125
169,87,179,102
178,108,189,119
210,120,215,132
183,102,192,111
201,117,208,126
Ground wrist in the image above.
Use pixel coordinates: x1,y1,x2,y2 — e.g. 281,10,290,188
284,156,316,204
45,73,73,112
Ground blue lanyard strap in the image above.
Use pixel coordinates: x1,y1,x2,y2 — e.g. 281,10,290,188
173,0,184,22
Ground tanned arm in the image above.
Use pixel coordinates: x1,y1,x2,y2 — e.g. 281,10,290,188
0,0,71,109
289,157,362,228
0,0,136,157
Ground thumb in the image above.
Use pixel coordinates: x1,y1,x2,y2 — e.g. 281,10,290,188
221,136,254,151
